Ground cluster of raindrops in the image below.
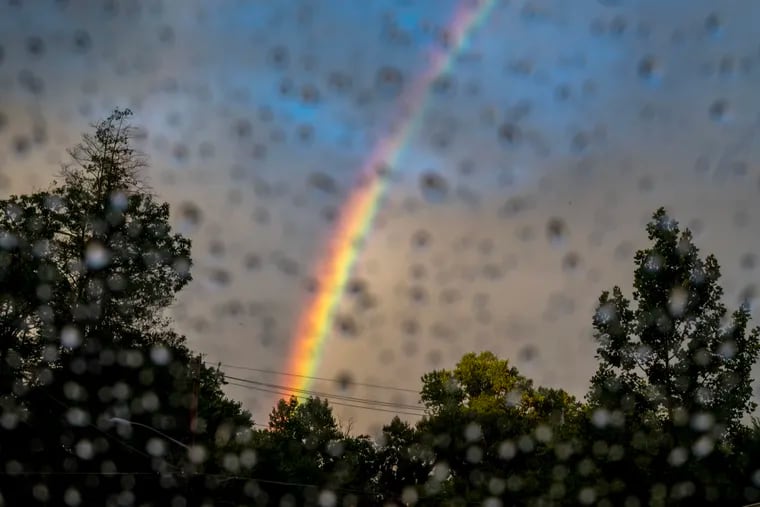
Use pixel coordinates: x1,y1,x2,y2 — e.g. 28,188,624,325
1,1,760,503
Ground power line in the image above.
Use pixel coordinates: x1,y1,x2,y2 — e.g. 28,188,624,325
225,382,425,418
0,472,377,497
209,361,418,394
224,375,425,412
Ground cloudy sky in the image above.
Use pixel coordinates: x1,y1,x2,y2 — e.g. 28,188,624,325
2,0,760,434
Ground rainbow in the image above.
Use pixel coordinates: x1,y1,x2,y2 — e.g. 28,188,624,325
283,0,498,395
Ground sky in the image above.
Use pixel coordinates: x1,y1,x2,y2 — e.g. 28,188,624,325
1,0,760,435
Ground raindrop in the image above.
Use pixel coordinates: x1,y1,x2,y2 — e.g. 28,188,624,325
411,229,432,249
60,325,82,349
498,123,521,146
308,172,337,194
234,118,252,139
300,84,320,104
26,36,45,57
209,269,231,288
419,172,449,203
335,314,358,337
173,257,191,278
209,240,225,259
269,45,289,67
336,371,354,391
375,66,404,96
244,253,261,271
13,135,31,156
274,255,299,276
328,70,352,92
409,285,427,304
178,202,202,233
346,278,366,296
499,196,530,218
73,29,92,52
741,253,756,270
705,13,722,36
668,286,689,317
637,55,661,82
85,241,110,270
562,252,581,273
709,99,729,122
546,218,567,245
518,345,538,362
149,346,171,365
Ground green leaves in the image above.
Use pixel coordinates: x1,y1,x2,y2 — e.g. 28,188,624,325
586,207,760,504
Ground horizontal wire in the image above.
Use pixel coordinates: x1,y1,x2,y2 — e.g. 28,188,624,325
224,375,425,411
208,361,418,394
225,382,426,417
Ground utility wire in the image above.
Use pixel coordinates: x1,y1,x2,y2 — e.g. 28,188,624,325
224,375,425,411
225,382,425,417
208,361,418,394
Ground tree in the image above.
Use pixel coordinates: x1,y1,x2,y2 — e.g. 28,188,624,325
0,111,250,506
0,109,191,357
416,352,583,505
251,396,383,505
587,207,760,505
375,416,432,505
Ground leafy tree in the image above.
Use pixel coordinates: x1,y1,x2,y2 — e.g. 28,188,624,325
0,109,191,358
586,207,760,505
375,416,433,505
252,396,383,505
417,352,583,505
0,111,249,506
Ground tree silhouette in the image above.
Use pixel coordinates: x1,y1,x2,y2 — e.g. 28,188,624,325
587,207,760,505
0,111,248,506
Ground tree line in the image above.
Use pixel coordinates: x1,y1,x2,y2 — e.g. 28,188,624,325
2,110,760,506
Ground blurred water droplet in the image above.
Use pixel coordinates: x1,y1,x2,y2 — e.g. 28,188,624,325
705,12,722,36
419,172,449,203
668,286,689,317
209,269,231,288
498,122,521,148
411,229,432,249
375,66,404,97
85,241,110,270
149,346,171,365
209,240,225,259
244,253,261,271
178,202,202,233
60,325,81,349
546,218,567,246
336,371,354,392
638,56,662,83
308,172,337,194
336,314,358,337
562,252,581,273
709,99,730,122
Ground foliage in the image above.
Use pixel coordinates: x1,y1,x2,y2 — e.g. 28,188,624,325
587,207,760,504
0,111,248,506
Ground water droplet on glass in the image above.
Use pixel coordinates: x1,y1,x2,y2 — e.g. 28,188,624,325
411,229,432,249
546,218,567,246
85,241,110,270
209,269,231,288
709,99,730,122
419,172,449,203
60,325,81,349
336,371,354,392
178,202,202,233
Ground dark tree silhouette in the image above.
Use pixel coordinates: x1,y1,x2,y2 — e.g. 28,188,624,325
586,207,760,505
